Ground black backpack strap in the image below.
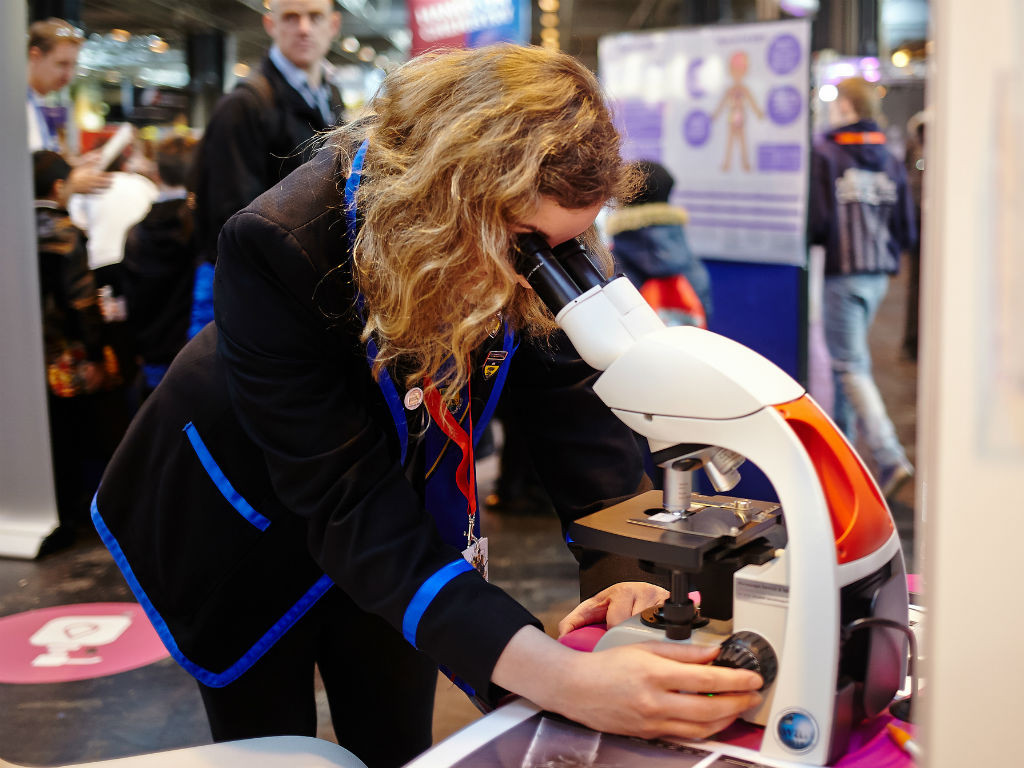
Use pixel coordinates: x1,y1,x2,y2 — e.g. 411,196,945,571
235,72,279,135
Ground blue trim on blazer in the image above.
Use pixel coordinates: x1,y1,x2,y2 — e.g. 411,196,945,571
91,493,334,688
402,558,473,647
344,139,410,465
183,421,271,531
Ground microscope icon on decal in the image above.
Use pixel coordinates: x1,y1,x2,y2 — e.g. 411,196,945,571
29,615,132,667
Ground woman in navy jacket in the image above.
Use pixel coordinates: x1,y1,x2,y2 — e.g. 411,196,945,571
93,45,762,767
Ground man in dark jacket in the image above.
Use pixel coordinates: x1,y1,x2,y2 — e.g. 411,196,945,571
810,76,916,498
190,0,344,330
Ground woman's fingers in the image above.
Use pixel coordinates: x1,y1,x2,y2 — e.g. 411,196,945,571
551,641,765,744
604,583,669,628
660,689,762,724
638,640,720,664
558,582,669,637
557,596,610,637
618,687,762,741
643,643,763,693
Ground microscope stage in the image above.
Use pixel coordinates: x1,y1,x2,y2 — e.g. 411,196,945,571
570,490,782,571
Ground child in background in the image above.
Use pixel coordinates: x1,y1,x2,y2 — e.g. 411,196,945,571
606,160,712,326
122,136,199,396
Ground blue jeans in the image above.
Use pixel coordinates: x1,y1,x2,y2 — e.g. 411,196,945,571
824,274,909,472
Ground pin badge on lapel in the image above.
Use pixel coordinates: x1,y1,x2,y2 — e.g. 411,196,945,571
483,350,508,380
445,390,462,413
404,387,424,410
487,312,502,339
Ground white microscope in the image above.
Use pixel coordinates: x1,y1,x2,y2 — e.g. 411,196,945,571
515,234,910,766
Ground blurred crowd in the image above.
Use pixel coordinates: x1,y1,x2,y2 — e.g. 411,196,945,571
26,4,344,554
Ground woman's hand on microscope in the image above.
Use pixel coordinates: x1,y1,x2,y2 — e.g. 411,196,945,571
493,626,763,742
557,581,669,638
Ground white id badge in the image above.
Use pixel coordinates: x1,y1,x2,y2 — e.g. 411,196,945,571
462,536,488,581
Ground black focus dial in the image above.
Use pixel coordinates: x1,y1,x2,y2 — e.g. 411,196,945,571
712,631,778,690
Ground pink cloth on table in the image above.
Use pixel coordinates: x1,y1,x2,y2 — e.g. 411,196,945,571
906,573,923,595
710,717,915,766
559,624,607,652
558,625,915,766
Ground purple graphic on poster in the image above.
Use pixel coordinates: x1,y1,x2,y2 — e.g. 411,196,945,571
619,100,664,140
683,110,712,147
686,58,706,98
613,99,665,162
767,33,802,75
766,86,802,125
758,143,803,172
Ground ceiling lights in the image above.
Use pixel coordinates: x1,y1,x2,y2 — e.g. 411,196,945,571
538,0,559,50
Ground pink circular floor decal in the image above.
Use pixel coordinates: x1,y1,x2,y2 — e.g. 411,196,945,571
0,602,169,684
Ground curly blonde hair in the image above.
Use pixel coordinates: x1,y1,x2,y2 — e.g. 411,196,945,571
329,44,637,397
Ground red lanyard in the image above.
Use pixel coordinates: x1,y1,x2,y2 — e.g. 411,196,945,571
423,378,476,521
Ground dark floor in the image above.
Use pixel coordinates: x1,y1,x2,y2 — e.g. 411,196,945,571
0,269,918,767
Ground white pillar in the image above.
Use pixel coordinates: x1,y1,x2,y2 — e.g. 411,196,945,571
920,0,1024,764
0,4,60,558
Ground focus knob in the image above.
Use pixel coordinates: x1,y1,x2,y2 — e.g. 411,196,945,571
712,631,778,690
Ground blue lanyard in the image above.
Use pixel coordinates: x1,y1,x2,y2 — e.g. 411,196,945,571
343,140,367,250
344,140,412,461
342,139,516,467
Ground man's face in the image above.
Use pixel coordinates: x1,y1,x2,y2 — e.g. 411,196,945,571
28,41,81,95
264,0,341,71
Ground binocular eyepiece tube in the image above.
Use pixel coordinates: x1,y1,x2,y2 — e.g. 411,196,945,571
514,233,608,316
516,232,665,371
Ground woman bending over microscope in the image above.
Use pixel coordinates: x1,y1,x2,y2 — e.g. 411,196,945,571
92,44,763,767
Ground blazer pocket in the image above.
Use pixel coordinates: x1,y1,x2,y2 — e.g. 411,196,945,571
184,421,271,531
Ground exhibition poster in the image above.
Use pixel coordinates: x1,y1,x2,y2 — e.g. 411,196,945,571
599,20,811,266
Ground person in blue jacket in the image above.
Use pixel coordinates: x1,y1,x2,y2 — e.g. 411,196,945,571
810,76,916,498
93,45,763,767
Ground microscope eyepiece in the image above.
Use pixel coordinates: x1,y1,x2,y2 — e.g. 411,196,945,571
513,233,582,316
553,239,607,293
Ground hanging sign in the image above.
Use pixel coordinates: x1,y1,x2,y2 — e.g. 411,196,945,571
408,0,531,56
